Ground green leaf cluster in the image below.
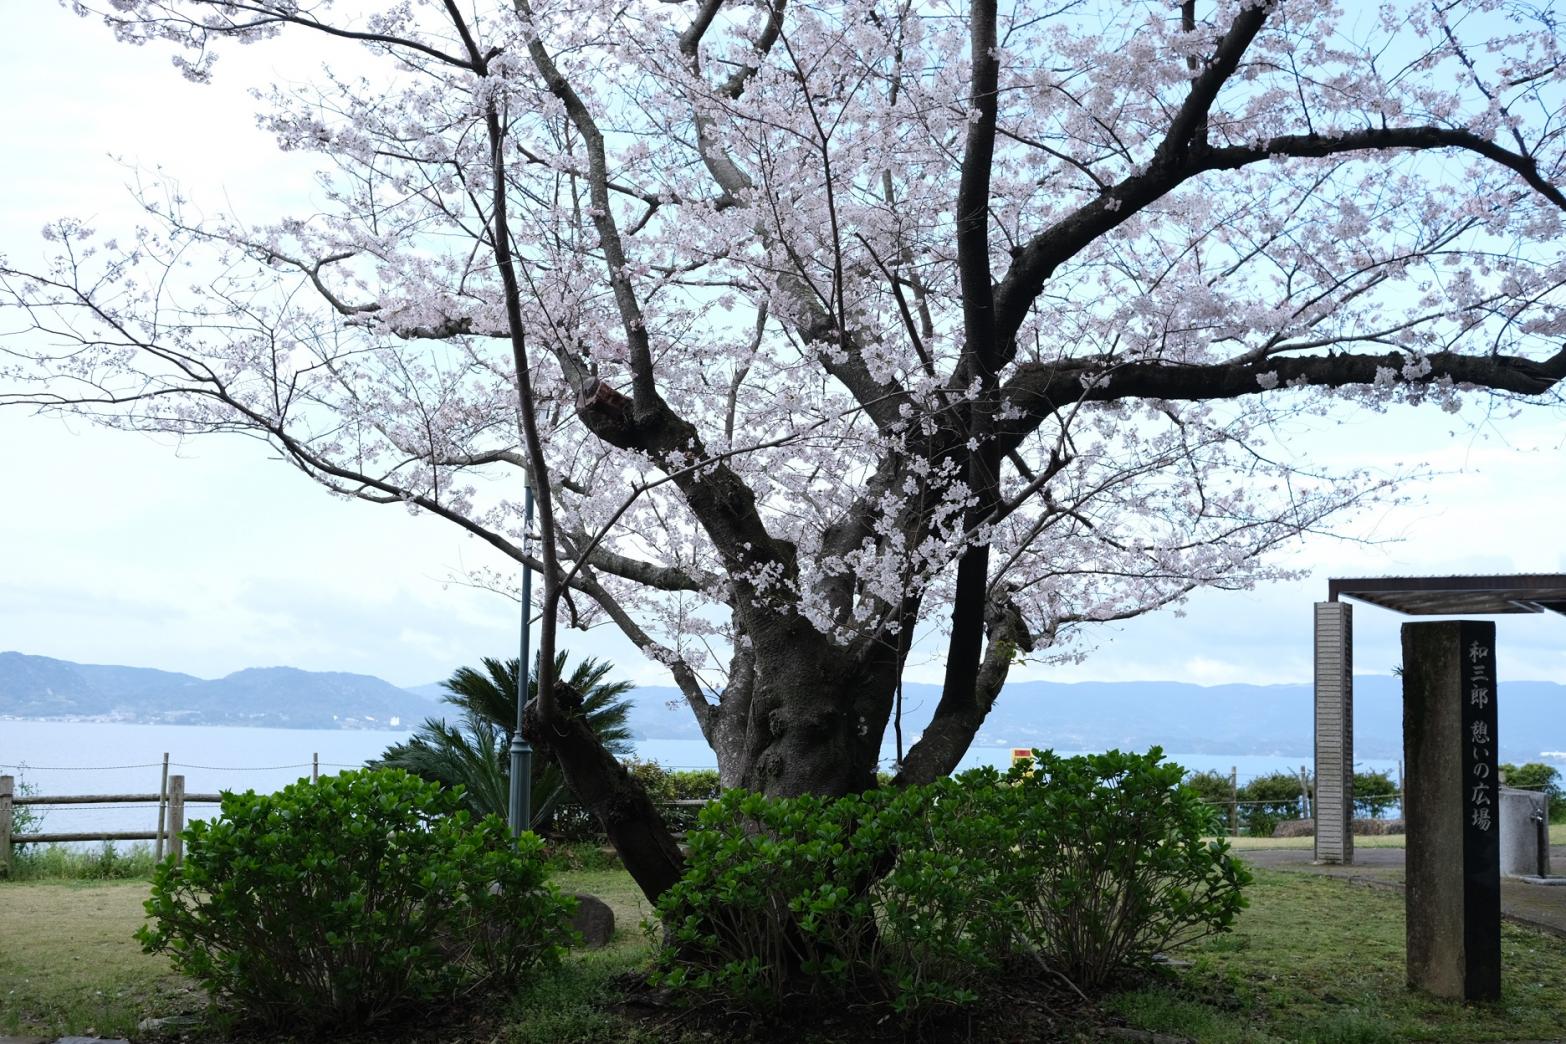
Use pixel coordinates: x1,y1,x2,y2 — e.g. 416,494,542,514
651,783,996,1017
1184,768,1401,836
1352,768,1399,821
135,767,577,1032
375,653,633,833
1001,749,1251,987
652,749,1250,1018
1,775,45,873
1501,762,1564,822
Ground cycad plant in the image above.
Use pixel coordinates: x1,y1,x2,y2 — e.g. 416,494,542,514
376,653,634,830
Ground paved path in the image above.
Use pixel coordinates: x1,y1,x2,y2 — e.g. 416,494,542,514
1239,844,1566,938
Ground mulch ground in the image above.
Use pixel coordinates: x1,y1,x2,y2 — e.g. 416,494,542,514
609,959,1181,1044
138,962,1188,1043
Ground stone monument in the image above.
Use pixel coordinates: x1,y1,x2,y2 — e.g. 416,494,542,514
1402,620,1501,1002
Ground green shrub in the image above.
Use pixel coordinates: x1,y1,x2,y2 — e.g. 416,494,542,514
1352,769,1399,820
1182,769,1233,808
1182,769,1238,832
136,767,576,1032
2,775,46,874
1002,749,1251,988
548,762,723,840
653,750,1250,1015
1500,761,1561,796
1501,762,1564,823
652,782,1000,1016
1239,771,1309,837
623,760,722,802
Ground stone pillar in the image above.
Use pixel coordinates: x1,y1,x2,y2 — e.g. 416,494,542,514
1403,621,1501,1002
1498,787,1550,879
1314,601,1354,864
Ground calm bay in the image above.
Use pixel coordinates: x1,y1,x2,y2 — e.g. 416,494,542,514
2,719,1396,838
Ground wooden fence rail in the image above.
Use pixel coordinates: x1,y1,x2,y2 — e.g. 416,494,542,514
0,773,220,871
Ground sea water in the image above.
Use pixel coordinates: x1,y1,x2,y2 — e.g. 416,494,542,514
1,720,1403,838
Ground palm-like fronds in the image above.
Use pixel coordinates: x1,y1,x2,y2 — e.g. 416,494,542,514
375,652,635,830
378,710,509,822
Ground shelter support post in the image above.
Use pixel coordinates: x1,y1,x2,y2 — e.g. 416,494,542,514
1314,601,1354,864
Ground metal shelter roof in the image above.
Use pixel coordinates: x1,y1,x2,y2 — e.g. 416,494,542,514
1328,574,1566,617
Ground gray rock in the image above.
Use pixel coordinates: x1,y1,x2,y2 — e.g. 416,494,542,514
570,892,615,948
1272,818,1314,838
135,1015,204,1035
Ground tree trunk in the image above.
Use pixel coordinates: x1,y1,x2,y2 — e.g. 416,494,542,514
524,699,688,903
712,626,897,797
527,634,899,905
896,591,1034,784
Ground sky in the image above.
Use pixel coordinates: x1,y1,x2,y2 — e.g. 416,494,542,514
1,5,1564,694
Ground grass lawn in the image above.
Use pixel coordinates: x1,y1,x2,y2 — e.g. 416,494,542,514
1218,834,1410,851
6,856,1566,1042
0,879,198,1039
0,868,660,1039
1110,868,1566,1043
1217,822,1566,850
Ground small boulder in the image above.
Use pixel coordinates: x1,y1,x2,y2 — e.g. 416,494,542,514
136,1014,204,1036
1352,818,1395,835
1272,819,1315,838
570,892,615,948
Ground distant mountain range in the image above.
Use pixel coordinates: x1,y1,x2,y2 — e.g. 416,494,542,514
4,651,1563,762
623,676,1566,764
0,651,422,730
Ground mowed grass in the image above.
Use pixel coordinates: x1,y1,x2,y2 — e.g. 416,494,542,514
1110,868,1566,1043
0,868,660,1039
1219,834,1408,851
1217,822,1566,850
0,879,199,1038
7,858,1566,1041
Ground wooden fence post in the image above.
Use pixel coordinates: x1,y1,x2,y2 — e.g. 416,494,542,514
154,753,170,861
1229,766,1239,837
312,753,319,783
1299,766,1313,820
0,775,13,875
167,775,186,867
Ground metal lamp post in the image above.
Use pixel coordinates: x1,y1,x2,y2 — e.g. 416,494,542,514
508,480,535,837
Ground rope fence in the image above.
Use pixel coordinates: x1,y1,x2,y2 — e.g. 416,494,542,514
0,761,359,772
0,752,338,871
1,754,1544,859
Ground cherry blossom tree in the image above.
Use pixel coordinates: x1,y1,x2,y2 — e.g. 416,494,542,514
4,0,1565,900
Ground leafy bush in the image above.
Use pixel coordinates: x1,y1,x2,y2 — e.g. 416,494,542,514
546,762,723,840
1003,750,1251,987
1352,769,1399,820
652,782,1002,1016
620,760,722,836
1182,769,1233,807
1501,762,1564,823
375,652,633,835
1182,769,1239,833
2,775,46,872
653,750,1250,1016
137,768,576,1032
624,760,722,803
1239,771,1309,837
